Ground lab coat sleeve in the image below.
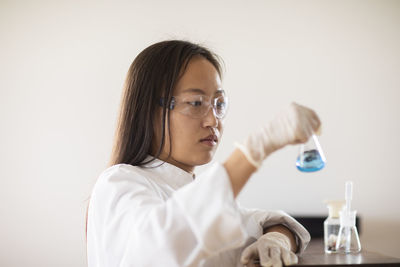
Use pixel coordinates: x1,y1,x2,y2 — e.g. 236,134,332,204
87,163,247,267
173,164,248,255
238,206,311,254
202,207,311,266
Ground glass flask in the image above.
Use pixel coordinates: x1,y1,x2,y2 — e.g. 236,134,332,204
296,134,326,172
335,210,361,253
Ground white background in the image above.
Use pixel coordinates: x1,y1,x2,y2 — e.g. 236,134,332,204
1,0,399,266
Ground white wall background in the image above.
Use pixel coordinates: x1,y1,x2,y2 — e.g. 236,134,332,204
1,0,399,266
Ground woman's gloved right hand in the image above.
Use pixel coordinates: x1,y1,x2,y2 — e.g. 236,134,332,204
235,102,321,169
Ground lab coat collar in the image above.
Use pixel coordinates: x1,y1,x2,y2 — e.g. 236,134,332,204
141,156,195,189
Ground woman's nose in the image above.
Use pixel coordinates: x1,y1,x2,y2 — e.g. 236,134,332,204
202,106,218,128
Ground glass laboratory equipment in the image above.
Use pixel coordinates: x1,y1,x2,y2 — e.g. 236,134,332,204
335,210,361,253
296,134,326,172
324,200,345,253
335,181,361,253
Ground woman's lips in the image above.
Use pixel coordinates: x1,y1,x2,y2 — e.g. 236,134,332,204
200,135,218,147
200,139,217,146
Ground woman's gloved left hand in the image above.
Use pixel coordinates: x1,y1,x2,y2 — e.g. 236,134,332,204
240,232,298,267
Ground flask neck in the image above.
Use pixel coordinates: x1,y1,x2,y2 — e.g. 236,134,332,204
339,210,357,227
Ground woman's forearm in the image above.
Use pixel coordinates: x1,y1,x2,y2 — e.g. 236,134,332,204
264,225,298,253
223,148,257,197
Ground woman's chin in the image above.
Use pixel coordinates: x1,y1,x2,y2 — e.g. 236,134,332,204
195,152,215,166
172,149,217,169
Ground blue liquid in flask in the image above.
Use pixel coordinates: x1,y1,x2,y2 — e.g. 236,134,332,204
296,149,325,172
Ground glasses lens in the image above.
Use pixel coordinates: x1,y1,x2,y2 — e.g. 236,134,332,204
214,95,228,118
173,94,228,119
174,95,209,118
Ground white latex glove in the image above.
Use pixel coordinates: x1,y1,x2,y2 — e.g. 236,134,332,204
240,232,298,267
235,102,321,168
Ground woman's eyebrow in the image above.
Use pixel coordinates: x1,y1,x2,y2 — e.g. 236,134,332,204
182,88,206,94
182,88,224,94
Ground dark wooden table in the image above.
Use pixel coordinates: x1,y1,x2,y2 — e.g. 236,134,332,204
295,238,400,266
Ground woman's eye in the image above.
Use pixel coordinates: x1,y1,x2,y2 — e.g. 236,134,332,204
217,102,225,107
216,101,226,109
187,101,203,107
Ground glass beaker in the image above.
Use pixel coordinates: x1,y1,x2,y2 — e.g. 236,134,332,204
296,134,326,172
335,210,361,253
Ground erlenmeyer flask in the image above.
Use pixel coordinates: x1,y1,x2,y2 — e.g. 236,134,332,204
335,210,361,253
296,134,326,172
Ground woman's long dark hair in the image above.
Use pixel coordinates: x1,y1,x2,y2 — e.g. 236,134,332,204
109,40,223,167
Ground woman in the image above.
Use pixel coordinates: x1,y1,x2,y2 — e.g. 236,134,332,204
87,40,321,267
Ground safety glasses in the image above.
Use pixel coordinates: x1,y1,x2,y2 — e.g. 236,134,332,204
159,91,228,119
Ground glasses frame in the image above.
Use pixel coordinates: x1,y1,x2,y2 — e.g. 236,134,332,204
159,92,229,119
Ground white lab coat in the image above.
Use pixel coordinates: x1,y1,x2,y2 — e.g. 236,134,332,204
87,157,310,267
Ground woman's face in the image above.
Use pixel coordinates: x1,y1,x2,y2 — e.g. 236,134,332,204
155,56,225,173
